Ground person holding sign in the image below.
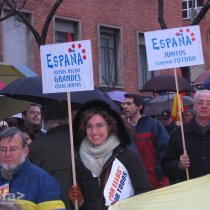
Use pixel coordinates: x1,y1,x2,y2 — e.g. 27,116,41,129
69,100,152,210
162,90,210,184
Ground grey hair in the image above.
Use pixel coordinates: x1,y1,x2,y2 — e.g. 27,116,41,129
194,89,210,102
0,127,28,147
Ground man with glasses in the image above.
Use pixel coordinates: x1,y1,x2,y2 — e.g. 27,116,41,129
162,89,210,184
122,94,169,189
0,127,64,207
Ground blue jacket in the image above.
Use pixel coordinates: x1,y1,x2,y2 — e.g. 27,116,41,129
0,159,62,204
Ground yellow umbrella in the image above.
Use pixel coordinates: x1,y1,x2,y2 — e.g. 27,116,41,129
109,175,210,210
0,96,31,121
0,62,37,85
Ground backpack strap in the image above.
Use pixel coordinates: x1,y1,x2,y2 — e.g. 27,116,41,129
97,163,112,210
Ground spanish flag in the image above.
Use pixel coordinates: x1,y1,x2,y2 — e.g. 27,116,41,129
171,93,183,121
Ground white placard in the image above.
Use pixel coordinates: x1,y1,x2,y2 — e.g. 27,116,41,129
40,40,94,93
104,158,134,206
144,25,204,71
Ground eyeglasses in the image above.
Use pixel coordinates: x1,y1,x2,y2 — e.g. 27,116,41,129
195,100,210,107
85,123,107,131
0,146,24,153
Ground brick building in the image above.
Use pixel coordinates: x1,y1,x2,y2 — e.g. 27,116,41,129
0,0,209,92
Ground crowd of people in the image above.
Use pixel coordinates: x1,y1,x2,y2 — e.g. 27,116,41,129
0,89,210,210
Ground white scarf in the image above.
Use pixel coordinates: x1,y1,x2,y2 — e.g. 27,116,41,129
79,135,120,177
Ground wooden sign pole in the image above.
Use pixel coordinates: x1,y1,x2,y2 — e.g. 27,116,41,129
67,92,78,209
173,68,189,180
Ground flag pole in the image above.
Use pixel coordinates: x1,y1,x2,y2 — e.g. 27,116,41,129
173,68,189,180
67,91,78,210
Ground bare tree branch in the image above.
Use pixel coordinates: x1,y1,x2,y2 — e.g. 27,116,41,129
0,0,27,20
3,0,42,45
191,0,210,25
0,11,14,21
0,0,5,16
1,0,64,47
41,0,64,45
158,0,167,29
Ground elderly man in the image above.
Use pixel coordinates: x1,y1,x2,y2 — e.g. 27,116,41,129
0,127,64,208
122,93,169,189
162,89,210,184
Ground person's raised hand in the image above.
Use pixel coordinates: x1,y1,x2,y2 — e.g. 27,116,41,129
69,184,84,207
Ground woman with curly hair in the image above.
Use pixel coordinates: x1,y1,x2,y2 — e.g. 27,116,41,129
69,100,151,210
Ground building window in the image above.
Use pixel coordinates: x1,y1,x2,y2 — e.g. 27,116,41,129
100,26,123,88
138,33,152,88
55,18,79,43
2,10,31,66
182,0,203,19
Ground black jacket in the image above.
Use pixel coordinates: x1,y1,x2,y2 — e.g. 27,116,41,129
73,100,152,210
75,145,152,210
29,125,72,210
164,121,178,136
162,119,210,184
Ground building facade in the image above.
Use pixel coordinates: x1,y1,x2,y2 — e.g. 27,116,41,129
0,0,209,92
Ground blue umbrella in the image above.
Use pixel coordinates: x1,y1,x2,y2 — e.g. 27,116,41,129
107,90,126,103
13,65,37,77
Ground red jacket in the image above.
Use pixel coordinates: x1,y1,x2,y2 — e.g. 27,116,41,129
134,116,169,189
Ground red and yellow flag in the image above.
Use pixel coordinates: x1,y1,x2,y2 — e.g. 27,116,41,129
171,93,183,121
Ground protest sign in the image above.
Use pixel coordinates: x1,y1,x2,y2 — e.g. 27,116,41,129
144,25,204,71
40,40,94,93
104,158,134,206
